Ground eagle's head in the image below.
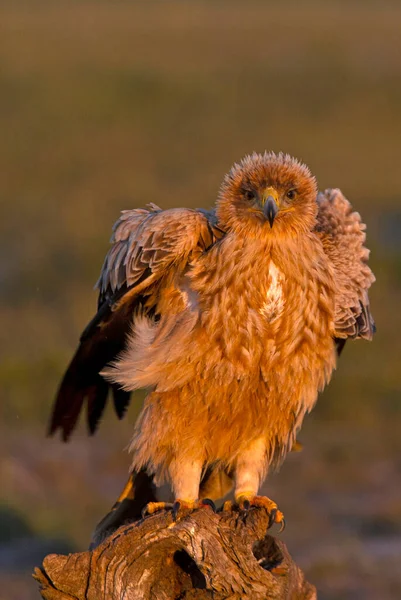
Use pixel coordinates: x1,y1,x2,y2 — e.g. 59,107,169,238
216,152,318,237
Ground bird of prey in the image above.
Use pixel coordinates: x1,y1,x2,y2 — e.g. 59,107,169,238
49,152,375,535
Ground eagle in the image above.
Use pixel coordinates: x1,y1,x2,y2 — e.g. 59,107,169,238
49,152,375,538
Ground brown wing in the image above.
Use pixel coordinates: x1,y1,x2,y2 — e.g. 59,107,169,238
49,205,223,441
315,188,375,354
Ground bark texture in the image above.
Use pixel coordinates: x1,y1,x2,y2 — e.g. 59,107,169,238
34,507,316,600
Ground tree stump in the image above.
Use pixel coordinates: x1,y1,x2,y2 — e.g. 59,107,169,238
33,507,316,599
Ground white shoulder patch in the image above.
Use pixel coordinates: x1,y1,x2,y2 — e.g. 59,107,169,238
260,261,285,321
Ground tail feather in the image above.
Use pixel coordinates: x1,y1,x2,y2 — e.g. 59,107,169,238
112,385,131,420
48,350,88,441
90,470,158,549
49,342,125,441
86,377,109,435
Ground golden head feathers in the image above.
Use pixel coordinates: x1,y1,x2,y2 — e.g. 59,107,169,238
216,151,318,235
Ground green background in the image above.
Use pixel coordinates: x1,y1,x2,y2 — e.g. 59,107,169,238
0,1,400,598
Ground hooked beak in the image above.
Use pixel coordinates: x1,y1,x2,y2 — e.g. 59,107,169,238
263,195,279,227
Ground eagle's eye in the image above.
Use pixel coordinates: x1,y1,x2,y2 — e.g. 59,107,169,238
286,189,296,200
243,189,256,201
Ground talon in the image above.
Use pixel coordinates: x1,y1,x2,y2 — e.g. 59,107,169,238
268,508,277,528
172,501,181,521
200,498,217,512
234,495,285,530
271,508,285,532
171,499,198,521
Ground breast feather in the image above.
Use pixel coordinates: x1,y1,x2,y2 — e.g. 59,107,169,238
260,261,285,322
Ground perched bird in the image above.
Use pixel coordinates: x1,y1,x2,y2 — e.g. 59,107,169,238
49,152,375,537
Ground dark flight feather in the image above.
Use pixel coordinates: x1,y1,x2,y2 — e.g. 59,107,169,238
49,207,222,440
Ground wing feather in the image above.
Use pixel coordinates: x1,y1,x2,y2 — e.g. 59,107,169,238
49,205,222,440
316,188,375,345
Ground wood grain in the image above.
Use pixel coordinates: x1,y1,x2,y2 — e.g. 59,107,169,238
34,507,316,600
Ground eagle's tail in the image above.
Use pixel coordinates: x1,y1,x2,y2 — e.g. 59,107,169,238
89,470,158,550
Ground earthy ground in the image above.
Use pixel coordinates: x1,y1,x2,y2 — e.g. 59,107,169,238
0,1,400,599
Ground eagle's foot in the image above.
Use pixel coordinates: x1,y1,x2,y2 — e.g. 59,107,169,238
142,498,216,521
141,501,174,518
223,495,285,532
172,498,216,521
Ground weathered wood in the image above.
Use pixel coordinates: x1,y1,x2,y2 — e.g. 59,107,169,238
33,507,316,600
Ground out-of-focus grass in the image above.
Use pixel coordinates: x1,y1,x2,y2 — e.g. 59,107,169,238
0,1,400,598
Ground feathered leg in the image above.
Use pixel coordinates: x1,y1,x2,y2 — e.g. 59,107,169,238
224,437,285,530
144,458,213,519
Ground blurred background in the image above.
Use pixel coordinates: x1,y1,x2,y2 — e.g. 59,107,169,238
1,1,400,598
